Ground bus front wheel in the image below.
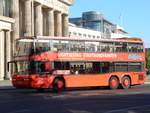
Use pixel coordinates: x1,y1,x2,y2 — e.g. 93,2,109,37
52,78,65,92
109,76,119,90
121,76,131,89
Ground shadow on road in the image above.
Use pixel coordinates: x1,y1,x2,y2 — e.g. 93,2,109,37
0,85,145,95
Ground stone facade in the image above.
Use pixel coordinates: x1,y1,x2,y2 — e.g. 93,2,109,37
0,0,73,80
0,16,15,80
13,0,73,38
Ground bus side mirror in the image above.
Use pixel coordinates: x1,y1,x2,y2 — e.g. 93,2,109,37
7,61,15,72
7,62,10,72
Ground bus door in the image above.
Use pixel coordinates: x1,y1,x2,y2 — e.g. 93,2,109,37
100,62,110,73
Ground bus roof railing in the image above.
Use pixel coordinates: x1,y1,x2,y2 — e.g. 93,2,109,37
16,36,143,43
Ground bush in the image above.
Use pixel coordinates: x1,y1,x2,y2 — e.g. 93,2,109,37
146,48,150,70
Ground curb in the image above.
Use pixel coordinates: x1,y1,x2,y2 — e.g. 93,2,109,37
145,82,150,84
0,86,14,90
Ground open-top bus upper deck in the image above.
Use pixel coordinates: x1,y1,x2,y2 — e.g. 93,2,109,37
16,36,144,45
14,36,145,61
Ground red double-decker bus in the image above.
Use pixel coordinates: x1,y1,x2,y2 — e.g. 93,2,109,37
9,36,146,92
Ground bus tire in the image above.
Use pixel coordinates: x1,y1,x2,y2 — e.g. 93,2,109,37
109,76,119,90
121,76,131,89
52,78,65,93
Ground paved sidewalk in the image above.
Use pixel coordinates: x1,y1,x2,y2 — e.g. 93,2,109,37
0,80,11,86
0,80,13,89
145,75,150,84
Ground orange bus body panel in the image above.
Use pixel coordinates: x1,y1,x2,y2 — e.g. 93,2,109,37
64,74,110,87
12,72,145,89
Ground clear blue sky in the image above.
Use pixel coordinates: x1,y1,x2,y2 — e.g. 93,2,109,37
69,0,150,48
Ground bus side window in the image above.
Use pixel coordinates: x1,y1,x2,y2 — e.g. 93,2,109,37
70,66,74,74
38,63,45,73
45,62,51,72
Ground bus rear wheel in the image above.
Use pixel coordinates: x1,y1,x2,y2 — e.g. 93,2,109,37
121,76,131,89
109,76,119,90
52,78,65,92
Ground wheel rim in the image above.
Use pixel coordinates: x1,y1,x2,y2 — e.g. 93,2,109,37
111,79,118,88
123,79,129,87
57,80,64,89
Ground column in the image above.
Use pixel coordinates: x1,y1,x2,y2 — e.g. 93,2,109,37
12,0,20,38
47,9,54,36
0,0,3,15
24,0,32,36
62,14,69,37
12,0,19,60
0,30,5,80
54,12,62,36
5,31,11,80
35,4,43,36
43,9,47,36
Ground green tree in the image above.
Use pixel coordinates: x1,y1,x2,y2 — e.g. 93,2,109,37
146,49,150,69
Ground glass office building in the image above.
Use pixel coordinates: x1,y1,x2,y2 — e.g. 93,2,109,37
69,11,124,39
82,11,102,31
70,11,115,34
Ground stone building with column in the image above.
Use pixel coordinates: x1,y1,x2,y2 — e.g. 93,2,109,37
14,0,73,38
0,0,15,80
0,0,73,80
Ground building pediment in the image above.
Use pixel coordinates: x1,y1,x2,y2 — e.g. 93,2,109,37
58,0,74,5
34,0,74,14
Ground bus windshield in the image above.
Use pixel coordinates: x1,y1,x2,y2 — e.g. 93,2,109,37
16,40,34,56
16,39,51,56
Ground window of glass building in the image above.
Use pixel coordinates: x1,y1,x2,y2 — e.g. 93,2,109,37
84,21,101,31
